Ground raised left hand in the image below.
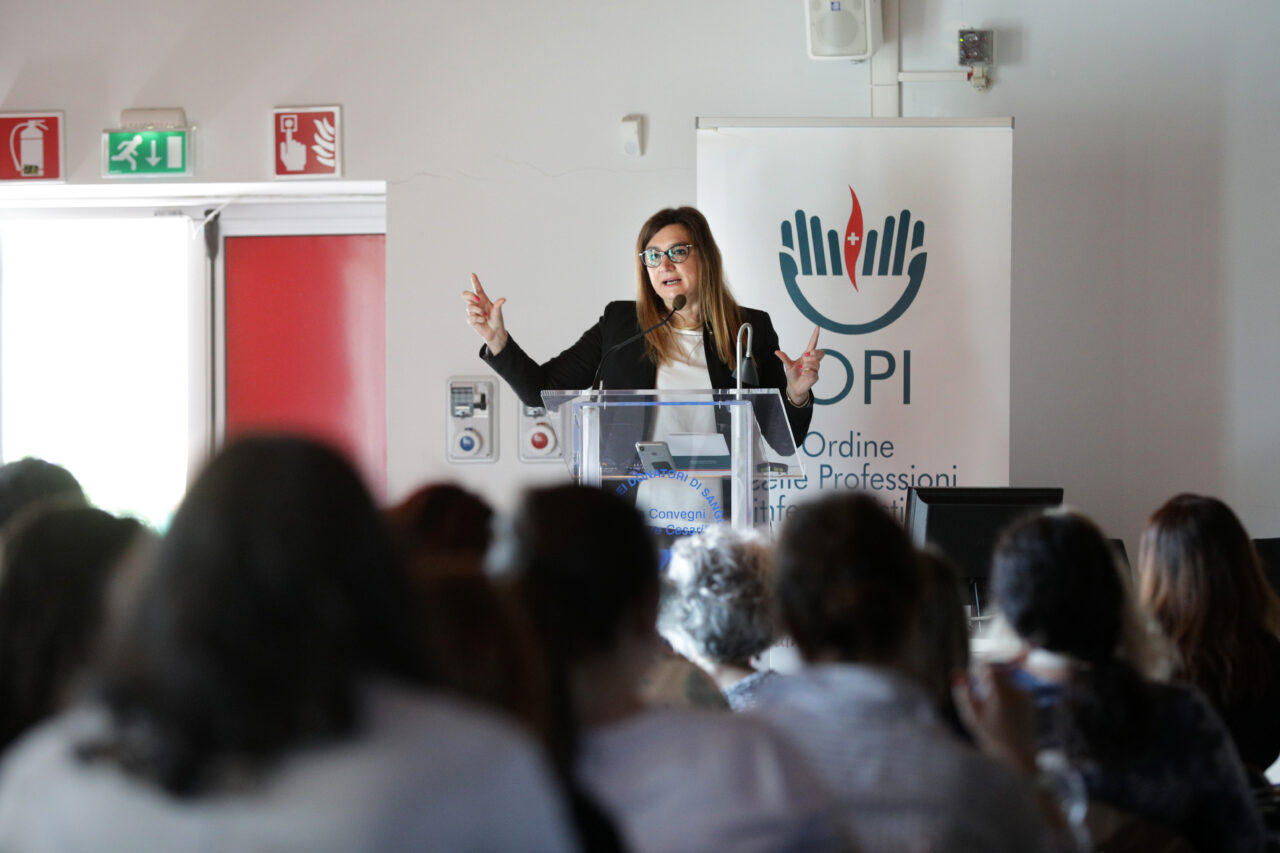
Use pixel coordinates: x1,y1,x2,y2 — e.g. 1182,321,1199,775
775,326,824,405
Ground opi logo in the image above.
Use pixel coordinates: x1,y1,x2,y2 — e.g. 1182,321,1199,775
778,189,925,406
778,188,926,336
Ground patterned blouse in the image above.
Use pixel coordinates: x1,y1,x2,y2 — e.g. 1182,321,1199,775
1012,667,1265,852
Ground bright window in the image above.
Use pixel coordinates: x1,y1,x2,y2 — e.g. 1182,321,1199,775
0,216,195,528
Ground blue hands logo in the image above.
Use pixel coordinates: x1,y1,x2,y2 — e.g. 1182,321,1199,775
779,188,927,335
778,189,927,406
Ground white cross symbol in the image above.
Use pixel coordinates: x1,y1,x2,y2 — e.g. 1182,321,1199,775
847,232,860,246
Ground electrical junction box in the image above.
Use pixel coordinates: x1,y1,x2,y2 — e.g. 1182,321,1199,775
446,376,497,463
959,29,995,66
518,404,563,463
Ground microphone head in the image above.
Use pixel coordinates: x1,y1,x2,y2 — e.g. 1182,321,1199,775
671,295,687,311
733,355,760,385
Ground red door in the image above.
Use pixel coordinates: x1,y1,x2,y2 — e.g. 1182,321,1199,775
224,234,386,497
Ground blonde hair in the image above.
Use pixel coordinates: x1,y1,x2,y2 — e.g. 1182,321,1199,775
633,207,743,370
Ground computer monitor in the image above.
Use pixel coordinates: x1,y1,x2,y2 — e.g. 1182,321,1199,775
905,487,1065,581
1253,538,1280,597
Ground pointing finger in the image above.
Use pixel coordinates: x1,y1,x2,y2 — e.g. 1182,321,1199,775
806,326,821,352
471,274,487,298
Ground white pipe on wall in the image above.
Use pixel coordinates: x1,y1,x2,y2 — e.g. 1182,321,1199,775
869,0,902,117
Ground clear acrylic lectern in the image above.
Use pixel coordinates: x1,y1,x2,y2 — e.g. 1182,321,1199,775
540,388,805,532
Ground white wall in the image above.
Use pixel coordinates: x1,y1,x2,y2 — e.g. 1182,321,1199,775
3,0,1277,549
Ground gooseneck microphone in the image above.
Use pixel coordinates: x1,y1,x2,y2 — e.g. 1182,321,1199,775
590,295,686,391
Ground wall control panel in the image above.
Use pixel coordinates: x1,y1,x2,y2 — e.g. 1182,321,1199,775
446,376,497,463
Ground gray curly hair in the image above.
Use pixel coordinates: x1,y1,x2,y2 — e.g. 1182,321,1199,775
657,526,776,666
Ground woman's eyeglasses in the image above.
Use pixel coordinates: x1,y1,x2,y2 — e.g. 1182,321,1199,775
639,243,693,268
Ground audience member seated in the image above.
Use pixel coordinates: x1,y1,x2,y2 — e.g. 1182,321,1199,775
488,484,850,853
908,548,973,740
992,508,1266,852
385,482,550,738
753,492,1057,852
385,480,495,580
656,525,780,710
0,506,144,752
0,435,578,852
387,482,621,851
0,457,85,532
1137,493,1280,781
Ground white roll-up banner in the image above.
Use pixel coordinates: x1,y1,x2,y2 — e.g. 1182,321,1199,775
697,118,1013,528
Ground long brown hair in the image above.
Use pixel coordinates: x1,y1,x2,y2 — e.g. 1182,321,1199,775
634,207,743,369
1138,493,1280,705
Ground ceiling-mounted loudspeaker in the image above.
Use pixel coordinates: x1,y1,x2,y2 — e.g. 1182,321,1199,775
806,0,882,61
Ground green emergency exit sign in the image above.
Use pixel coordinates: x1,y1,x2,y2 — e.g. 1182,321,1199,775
102,129,192,177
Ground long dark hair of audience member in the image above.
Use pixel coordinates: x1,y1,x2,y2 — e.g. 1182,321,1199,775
0,506,142,751
385,482,552,744
910,548,973,741
490,484,658,774
82,435,431,796
487,485,647,853
1138,492,1280,774
992,511,1150,752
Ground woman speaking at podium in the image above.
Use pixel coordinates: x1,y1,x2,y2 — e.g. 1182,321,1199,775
462,206,823,449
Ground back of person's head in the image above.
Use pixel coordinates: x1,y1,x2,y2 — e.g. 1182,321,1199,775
1138,492,1280,704
658,525,776,668
0,507,143,751
774,492,919,665
908,548,971,732
385,482,548,741
993,509,1150,753
0,457,86,532
91,434,426,796
386,482,495,580
993,510,1125,662
488,484,657,663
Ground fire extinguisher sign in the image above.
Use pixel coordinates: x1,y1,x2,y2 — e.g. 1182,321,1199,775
0,112,64,181
0,112,64,182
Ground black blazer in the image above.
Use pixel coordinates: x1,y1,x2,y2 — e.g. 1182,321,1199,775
481,301,813,453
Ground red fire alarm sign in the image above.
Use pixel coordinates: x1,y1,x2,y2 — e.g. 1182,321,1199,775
272,106,342,178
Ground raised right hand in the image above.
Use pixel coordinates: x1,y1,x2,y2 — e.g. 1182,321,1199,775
461,273,508,354
952,658,1037,775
